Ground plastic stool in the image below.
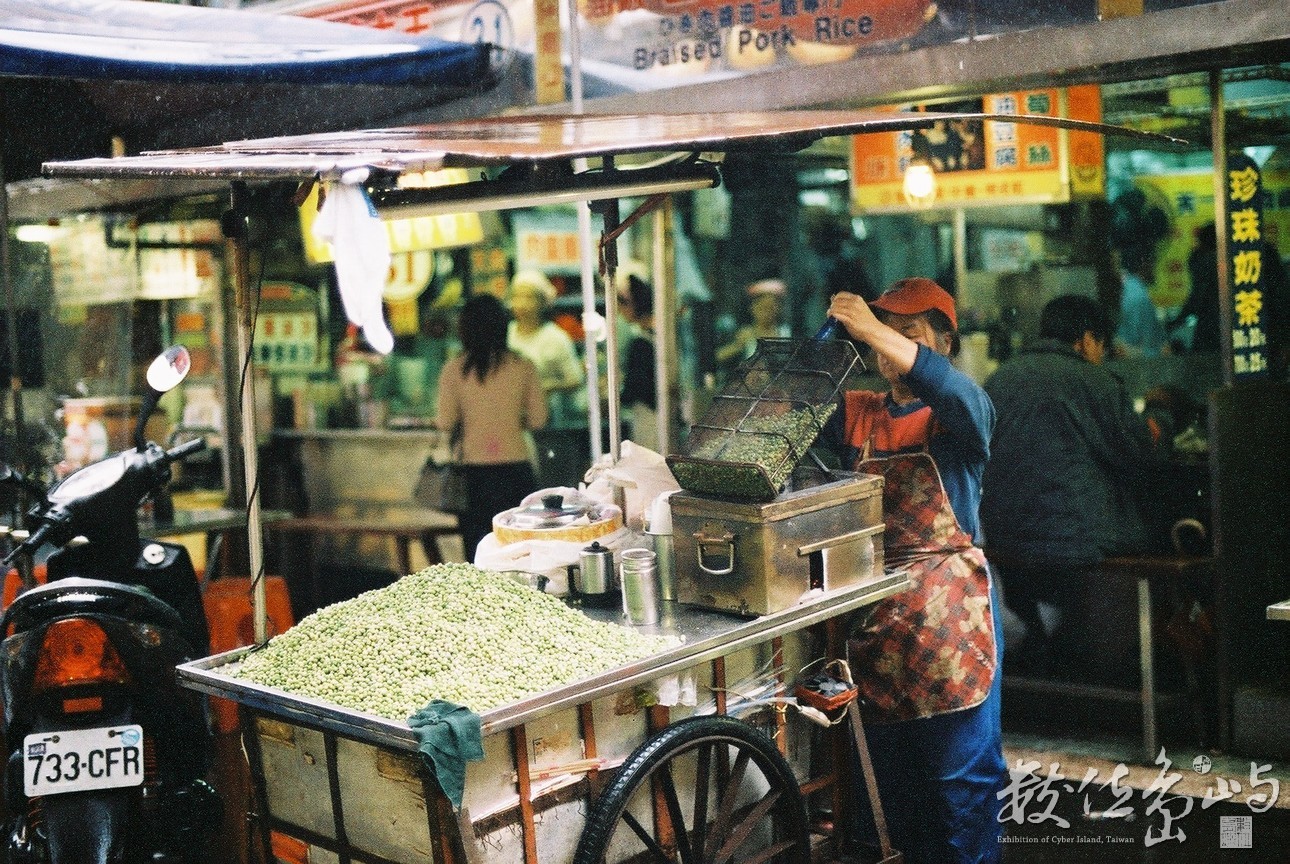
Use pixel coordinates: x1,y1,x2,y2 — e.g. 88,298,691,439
202,576,295,732
3,564,48,610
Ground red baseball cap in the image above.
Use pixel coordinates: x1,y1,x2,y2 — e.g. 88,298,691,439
870,277,958,330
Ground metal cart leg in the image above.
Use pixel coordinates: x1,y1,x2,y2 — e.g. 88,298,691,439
238,708,275,864
1139,575,1158,762
846,701,903,864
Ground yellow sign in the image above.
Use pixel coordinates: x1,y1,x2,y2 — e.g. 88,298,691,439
1132,171,1214,309
535,0,564,104
1263,162,1290,256
299,169,483,264
850,87,1104,213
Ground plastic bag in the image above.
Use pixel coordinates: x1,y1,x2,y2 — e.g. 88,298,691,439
582,440,681,532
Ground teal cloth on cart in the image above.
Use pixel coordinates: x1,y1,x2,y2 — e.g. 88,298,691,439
408,700,484,810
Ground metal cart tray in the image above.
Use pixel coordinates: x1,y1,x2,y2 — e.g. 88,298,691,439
180,571,908,743
180,572,908,864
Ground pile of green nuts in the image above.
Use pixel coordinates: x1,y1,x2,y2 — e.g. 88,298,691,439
231,564,677,720
678,403,836,498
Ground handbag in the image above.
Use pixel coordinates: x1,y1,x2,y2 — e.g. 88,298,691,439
414,426,468,515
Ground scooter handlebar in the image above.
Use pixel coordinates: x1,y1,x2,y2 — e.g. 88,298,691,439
165,438,206,462
2,521,58,568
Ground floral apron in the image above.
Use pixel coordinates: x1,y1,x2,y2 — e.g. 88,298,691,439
850,451,997,723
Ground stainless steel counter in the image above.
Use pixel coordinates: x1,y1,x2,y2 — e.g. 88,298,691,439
177,568,909,750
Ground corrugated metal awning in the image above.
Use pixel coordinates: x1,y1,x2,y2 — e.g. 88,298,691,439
0,0,491,86
43,109,1183,183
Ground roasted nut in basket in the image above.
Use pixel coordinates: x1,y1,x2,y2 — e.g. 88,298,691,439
671,403,836,500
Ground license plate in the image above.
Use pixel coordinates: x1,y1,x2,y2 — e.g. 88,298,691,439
23,725,145,796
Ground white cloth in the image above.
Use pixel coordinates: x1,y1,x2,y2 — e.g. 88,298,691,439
311,172,394,354
473,526,630,596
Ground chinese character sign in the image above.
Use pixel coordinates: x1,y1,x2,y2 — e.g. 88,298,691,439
996,749,1282,851
850,87,1102,213
253,282,326,373
1227,153,1268,379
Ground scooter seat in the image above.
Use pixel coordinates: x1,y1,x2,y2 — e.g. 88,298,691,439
0,576,186,638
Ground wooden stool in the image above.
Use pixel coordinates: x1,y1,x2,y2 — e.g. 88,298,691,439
1098,554,1215,762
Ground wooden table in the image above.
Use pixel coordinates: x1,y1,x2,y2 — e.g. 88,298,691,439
147,507,292,583
266,512,460,611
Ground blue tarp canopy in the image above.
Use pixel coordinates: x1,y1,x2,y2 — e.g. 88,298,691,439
0,0,491,86
0,0,498,181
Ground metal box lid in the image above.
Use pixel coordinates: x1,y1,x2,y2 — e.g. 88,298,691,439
669,470,882,523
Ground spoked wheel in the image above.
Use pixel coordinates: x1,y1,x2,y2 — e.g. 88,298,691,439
573,715,810,864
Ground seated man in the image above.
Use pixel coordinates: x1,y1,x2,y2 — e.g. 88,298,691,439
981,294,1165,681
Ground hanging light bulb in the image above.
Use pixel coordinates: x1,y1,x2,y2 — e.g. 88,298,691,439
903,156,937,208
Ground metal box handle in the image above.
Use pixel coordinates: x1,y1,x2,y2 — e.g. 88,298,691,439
694,530,735,576
796,524,884,557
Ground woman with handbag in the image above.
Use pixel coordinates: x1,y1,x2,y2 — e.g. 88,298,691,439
435,294,549,559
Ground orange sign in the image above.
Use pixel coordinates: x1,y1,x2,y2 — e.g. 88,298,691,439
850,87,1104,213
535,0,564,103
585,0,932,45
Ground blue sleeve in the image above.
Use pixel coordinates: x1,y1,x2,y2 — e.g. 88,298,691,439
902,345,995,464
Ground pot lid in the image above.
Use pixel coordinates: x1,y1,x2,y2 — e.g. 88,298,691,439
506,493,593,529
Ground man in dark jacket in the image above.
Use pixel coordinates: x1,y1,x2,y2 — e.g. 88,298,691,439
981,294,1162,679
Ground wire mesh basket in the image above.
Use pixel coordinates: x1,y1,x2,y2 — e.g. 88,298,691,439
667,337,862,501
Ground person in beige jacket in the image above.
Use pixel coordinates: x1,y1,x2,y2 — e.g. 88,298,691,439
436,294,548,558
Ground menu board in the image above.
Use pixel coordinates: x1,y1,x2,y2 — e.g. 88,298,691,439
1226,153,1269,379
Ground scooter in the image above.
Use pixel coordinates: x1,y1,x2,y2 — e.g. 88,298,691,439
0,346,222,864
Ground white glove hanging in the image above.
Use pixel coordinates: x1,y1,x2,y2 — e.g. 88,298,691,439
311,168,395,355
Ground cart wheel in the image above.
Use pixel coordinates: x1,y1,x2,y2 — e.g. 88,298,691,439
573,714,809,864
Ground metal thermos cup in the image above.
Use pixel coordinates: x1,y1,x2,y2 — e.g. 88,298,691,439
649,531,676,602
576,542,614,596
620,548,660,626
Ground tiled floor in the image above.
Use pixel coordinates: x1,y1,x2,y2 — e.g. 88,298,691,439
208,670,1290,864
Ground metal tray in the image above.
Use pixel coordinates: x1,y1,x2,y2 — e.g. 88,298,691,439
177,571,909,749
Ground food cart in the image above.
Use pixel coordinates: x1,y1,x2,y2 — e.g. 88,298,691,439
44,109,1178,864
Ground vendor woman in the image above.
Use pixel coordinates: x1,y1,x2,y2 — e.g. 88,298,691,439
825,277,1006,863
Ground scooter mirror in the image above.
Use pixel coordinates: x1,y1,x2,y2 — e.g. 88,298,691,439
136,346,192,450
146,346,192,394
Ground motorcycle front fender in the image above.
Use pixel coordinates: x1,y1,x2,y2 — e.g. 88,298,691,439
41,787,132,864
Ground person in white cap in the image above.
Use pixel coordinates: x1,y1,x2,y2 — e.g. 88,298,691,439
506,270,585,426
716,278,790,366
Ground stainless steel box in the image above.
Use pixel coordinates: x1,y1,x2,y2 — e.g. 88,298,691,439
672,471,885,616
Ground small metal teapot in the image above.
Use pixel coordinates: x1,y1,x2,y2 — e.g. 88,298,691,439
569,541,617,606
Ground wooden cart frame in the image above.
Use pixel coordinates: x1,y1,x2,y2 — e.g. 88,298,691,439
180,574,908,864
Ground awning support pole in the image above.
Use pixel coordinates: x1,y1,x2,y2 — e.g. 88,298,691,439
596,162,623,467
0,84,28,485
651,202,672,455
223,181,267,644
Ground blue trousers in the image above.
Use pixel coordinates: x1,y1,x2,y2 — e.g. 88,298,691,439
851,577,1008,863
